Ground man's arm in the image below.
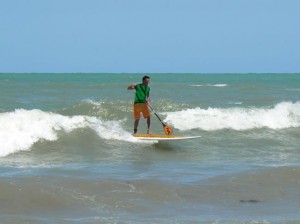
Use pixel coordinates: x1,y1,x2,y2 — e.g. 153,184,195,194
146,92,150,105
127,84,136,90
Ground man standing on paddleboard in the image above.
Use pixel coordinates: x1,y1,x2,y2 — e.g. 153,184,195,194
127,75,151,134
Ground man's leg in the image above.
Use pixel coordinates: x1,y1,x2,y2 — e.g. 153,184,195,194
147,117,151,134
134,119,139,134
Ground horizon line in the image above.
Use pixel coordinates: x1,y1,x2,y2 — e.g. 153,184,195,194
1,72,300,75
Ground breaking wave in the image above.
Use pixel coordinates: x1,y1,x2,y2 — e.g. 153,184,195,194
164,102,300,131
0,109,137,157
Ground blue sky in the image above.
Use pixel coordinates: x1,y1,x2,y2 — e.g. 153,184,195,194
0,0,299,73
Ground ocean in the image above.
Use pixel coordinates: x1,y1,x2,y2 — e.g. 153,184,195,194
0,73,299,223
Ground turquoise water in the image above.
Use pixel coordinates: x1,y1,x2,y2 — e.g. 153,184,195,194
0,73,300,223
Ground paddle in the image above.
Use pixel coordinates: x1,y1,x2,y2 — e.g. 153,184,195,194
148,104,173,135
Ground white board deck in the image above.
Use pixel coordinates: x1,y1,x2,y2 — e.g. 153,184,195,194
133,134,201,141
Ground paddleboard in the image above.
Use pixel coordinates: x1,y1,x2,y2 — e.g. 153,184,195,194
133,134,201,141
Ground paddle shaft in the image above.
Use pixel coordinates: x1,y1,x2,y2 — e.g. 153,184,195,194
148,104,173,135
148,105,166,126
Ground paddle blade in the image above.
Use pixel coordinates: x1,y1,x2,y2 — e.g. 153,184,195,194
163,125,173,135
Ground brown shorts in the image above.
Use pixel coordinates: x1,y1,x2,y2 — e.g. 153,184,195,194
133,104,150,120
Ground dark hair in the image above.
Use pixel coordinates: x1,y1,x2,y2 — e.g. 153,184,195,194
142,75,150,81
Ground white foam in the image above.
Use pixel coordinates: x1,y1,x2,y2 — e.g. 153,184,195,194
228,101,243,105
207,83,228,87
164,102,300,131
82,99,102,107
208,84,228,87
190,84,203,87
190,84,228,87
0,109,138,157
0,109,88,157
87,117,136,142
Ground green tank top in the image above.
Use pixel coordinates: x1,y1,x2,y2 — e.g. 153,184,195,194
134,84,150,104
